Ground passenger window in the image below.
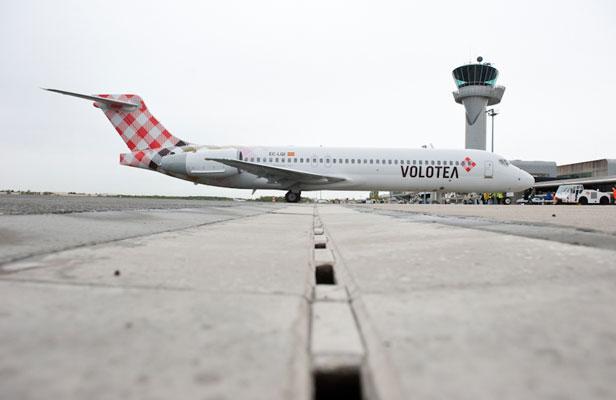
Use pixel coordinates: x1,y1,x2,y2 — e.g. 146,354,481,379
275,157,279,162
345,159,349,163
455,161,459,166
418,160,422,165
437,160,441,165
364,159,367,164
256,157,261,162
431,160,435,165
281,158,285,163
294,158,297,163
269,158,273,162
388,160,392,165
319,158,323,163
351,159,355,164
313,158,317,163
394,160,398,164
369,159,373,164
461,161,465,166
333,159,336,164
376,159,380,164
413,160,416,165
339,158,343,164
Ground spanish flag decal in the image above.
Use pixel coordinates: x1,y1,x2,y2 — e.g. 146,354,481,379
287,151,296,157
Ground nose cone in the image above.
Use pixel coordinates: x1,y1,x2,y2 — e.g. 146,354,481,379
515,169,534,191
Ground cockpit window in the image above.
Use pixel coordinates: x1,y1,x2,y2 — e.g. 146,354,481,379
498,159,510,166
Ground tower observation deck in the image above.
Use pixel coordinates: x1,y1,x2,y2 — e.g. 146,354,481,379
452,58,505,150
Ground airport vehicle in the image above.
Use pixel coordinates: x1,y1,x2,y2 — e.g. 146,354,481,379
517,193,552,205
45,89,535,202
554,184,612,205
528,194,549,205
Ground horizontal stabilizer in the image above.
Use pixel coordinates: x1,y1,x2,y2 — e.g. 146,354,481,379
42,88,140,109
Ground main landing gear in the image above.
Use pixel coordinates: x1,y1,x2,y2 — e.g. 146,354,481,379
285,190,301,203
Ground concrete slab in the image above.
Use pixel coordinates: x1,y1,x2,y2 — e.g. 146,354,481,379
0,205,274,265
2,212,314,296
362,204,616,235
352,204,616,251
314,285,348,302
0,282,309,400
273,205,314,215
314,248,335,266
310,301,364,370
314,235,328,248
318,204,616,400
0,206,314,400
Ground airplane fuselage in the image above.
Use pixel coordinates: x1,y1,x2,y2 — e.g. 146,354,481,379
161,145,534,194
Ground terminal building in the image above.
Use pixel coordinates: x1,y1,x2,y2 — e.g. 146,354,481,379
510,160,557,181
557,159,616,179
531,159,616,193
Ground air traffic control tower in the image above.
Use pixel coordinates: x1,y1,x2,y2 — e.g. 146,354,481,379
452,57,505,150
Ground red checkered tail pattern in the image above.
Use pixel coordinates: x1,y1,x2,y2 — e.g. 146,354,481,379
95,94,189,151
119,149,171,171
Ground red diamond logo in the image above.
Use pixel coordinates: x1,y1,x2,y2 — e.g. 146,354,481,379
463,156,477,172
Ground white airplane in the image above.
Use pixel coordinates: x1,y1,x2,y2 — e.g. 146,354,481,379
44,89,534,202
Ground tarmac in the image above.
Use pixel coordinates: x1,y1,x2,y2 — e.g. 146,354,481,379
1,196,615,400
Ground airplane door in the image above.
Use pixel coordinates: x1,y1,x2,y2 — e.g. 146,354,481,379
484,161,494,178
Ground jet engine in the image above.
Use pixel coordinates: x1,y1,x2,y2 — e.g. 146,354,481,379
160,147,242,178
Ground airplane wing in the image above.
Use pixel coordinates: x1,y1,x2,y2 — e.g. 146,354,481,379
206,158,346,185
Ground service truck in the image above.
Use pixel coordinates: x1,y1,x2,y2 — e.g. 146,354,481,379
554,184,612,205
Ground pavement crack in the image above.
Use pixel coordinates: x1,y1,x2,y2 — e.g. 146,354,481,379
0,277,309,299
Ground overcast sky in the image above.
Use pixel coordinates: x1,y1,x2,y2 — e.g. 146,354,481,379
1,0,615,198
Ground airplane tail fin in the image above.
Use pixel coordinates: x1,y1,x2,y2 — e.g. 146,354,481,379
43,88,190,151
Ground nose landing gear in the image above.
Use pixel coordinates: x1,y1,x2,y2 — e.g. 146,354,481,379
285,190,301,203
